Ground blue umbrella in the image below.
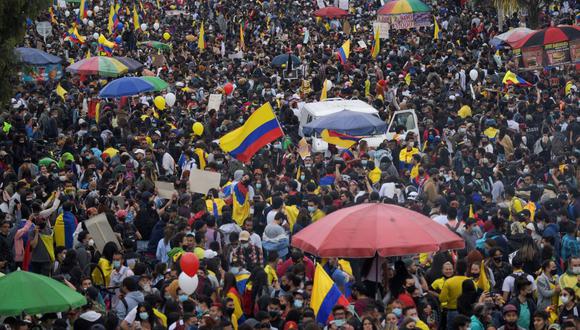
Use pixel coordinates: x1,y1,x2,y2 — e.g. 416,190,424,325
15,47,62,65
302,110,387,136
99,77,154,98
272,54,301,67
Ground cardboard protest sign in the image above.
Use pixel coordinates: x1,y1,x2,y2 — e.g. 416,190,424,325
207,93,223,111
188,168,221,195
84,213,120,253
155,181,177,200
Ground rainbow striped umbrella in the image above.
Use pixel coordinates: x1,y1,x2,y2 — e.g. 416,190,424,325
66,56,128,77
377,0,430,15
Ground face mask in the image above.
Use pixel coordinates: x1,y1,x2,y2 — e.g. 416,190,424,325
142,284,152,292
294,300,303,308
164,294,173,301
493,256,502,263
308,206,316,213
226,307,235,316
179,294,189,302
241,242,249,248
88,239,95,247
139,312,149,320
216,160,223,165
573,266,580,275
230,267,240,274
472,273,480,279
256,183,262,189
523,167,530,174
281,284,290,291
113,260,121,269
458,128,467,134
269,310,280,318
406,286,415,294
195,305,203,315
305,163,312,169
561,295,570,304
333,319,346,327
59,175,67,182
361,160,368,166
300,175,306,181
392,308,402,317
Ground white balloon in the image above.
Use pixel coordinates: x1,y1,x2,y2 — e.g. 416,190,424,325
165,93,176,107
64,10,70,17
93,33,99,39
178,273,198,295
93,6,100,13
469,69,478,81
153,22,160,30
141,23,148,31
86,10,93,17
88,20,94,27
325,80,333,91
82,18,88,25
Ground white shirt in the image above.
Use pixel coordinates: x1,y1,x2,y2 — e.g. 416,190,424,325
249,232,262,249
502,271,536,296
379,182,396,199
162,152,175,176
266,209,280,225
432,214,449,226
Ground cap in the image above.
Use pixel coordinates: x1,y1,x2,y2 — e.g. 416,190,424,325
204,249,218,259
134,149,145,156
407,191,418,201
239,230,251,242
503,304,518,315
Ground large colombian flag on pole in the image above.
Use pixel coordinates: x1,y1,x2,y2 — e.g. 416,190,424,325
321,129,362,148
311,264,350,324
336,40,350,64
219,102,284,162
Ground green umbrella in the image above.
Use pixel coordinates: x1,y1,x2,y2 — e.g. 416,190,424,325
139,76,169,91
38,157,57,167
0,270,87,316
138,41,172,51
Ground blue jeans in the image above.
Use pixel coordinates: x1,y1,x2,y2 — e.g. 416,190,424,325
447,310,458,330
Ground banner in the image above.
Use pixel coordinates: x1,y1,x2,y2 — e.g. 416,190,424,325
545,41,571,66
377,13,431,30
21,63,63,83
521,46,543,68
373,22,390,39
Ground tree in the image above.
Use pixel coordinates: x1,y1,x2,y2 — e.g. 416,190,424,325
494,0,545,30
0,0,51,106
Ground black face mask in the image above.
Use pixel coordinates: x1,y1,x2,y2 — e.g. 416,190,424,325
225,307,235,316
472,273,480,279
269,310,280,319
493,256,502,263
281,284,290,292
406,286,415,294
280,304,286,310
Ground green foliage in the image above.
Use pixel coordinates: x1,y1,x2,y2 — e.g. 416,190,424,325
0,0,51,107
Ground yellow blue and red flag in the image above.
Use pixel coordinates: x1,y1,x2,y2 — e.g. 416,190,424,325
311,264,350,324
320,129,361,148
219,102,284,162
371,30,380,59
79,0,89,19
502,70,532,86
336,40,350,64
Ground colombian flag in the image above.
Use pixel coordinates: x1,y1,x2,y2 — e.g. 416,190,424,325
502,70,531,86
336,40,350,64
79,0,88,19
320,129,361,148
67,25,86,44
98,34,117,56
219,102,284,162
132,4,140,31
371,30,380,59
434,17,441,40
198,22,206,51
311,264,350,324
235,273,250,294
226,287,244,329
232,181,250,225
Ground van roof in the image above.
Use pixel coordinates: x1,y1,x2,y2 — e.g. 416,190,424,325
302,98,378,117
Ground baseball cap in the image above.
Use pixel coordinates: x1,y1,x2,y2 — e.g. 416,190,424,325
239,230,251,242
503,304,517,315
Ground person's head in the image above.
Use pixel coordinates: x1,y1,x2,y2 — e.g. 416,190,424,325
542,259,557,276
455,259,468,276
112,251,124,269
80,277,92,290
361,317,377,330
442,261,454,278
137,302,154,322
561,321,576,330
331,305,347,321
503,304,519,325
451,314,470,330
533,311,549,330
515,276,532,297
560,287,576,306
489,247,503,264
402,306,418,321
568,256,580,274
122,277,139,294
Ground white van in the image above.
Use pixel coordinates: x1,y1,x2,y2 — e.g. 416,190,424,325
297,98,420,152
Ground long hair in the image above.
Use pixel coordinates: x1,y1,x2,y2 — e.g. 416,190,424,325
518,236,539,261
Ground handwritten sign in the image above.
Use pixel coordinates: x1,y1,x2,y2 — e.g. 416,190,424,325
188,168,222,195
155,181,177,200
373,22,390,39
207,94,223,111
85,213,120,253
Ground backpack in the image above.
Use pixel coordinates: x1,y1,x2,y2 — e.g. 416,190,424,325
505,271,529,299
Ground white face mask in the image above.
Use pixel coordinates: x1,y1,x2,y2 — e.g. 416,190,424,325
561,295,570,304
573,266,580,275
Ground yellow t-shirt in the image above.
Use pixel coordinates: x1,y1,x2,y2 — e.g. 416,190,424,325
399,147,419,165
458,105,472,119
194,247,205,260
92,258,112,286
440,275,472,309
264,264,278,285
311,209,326,222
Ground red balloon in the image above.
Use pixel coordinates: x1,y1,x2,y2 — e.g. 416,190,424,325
223,82,234,95
180,252,199,277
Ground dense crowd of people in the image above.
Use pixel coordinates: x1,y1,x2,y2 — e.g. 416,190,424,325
0,0,579,329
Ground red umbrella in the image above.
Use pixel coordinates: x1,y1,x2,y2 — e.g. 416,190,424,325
512,25,580,49
313,6,349,18
291,203,465,257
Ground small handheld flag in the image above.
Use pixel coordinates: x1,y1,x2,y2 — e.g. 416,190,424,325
336,40,351,64
502,70,531,86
